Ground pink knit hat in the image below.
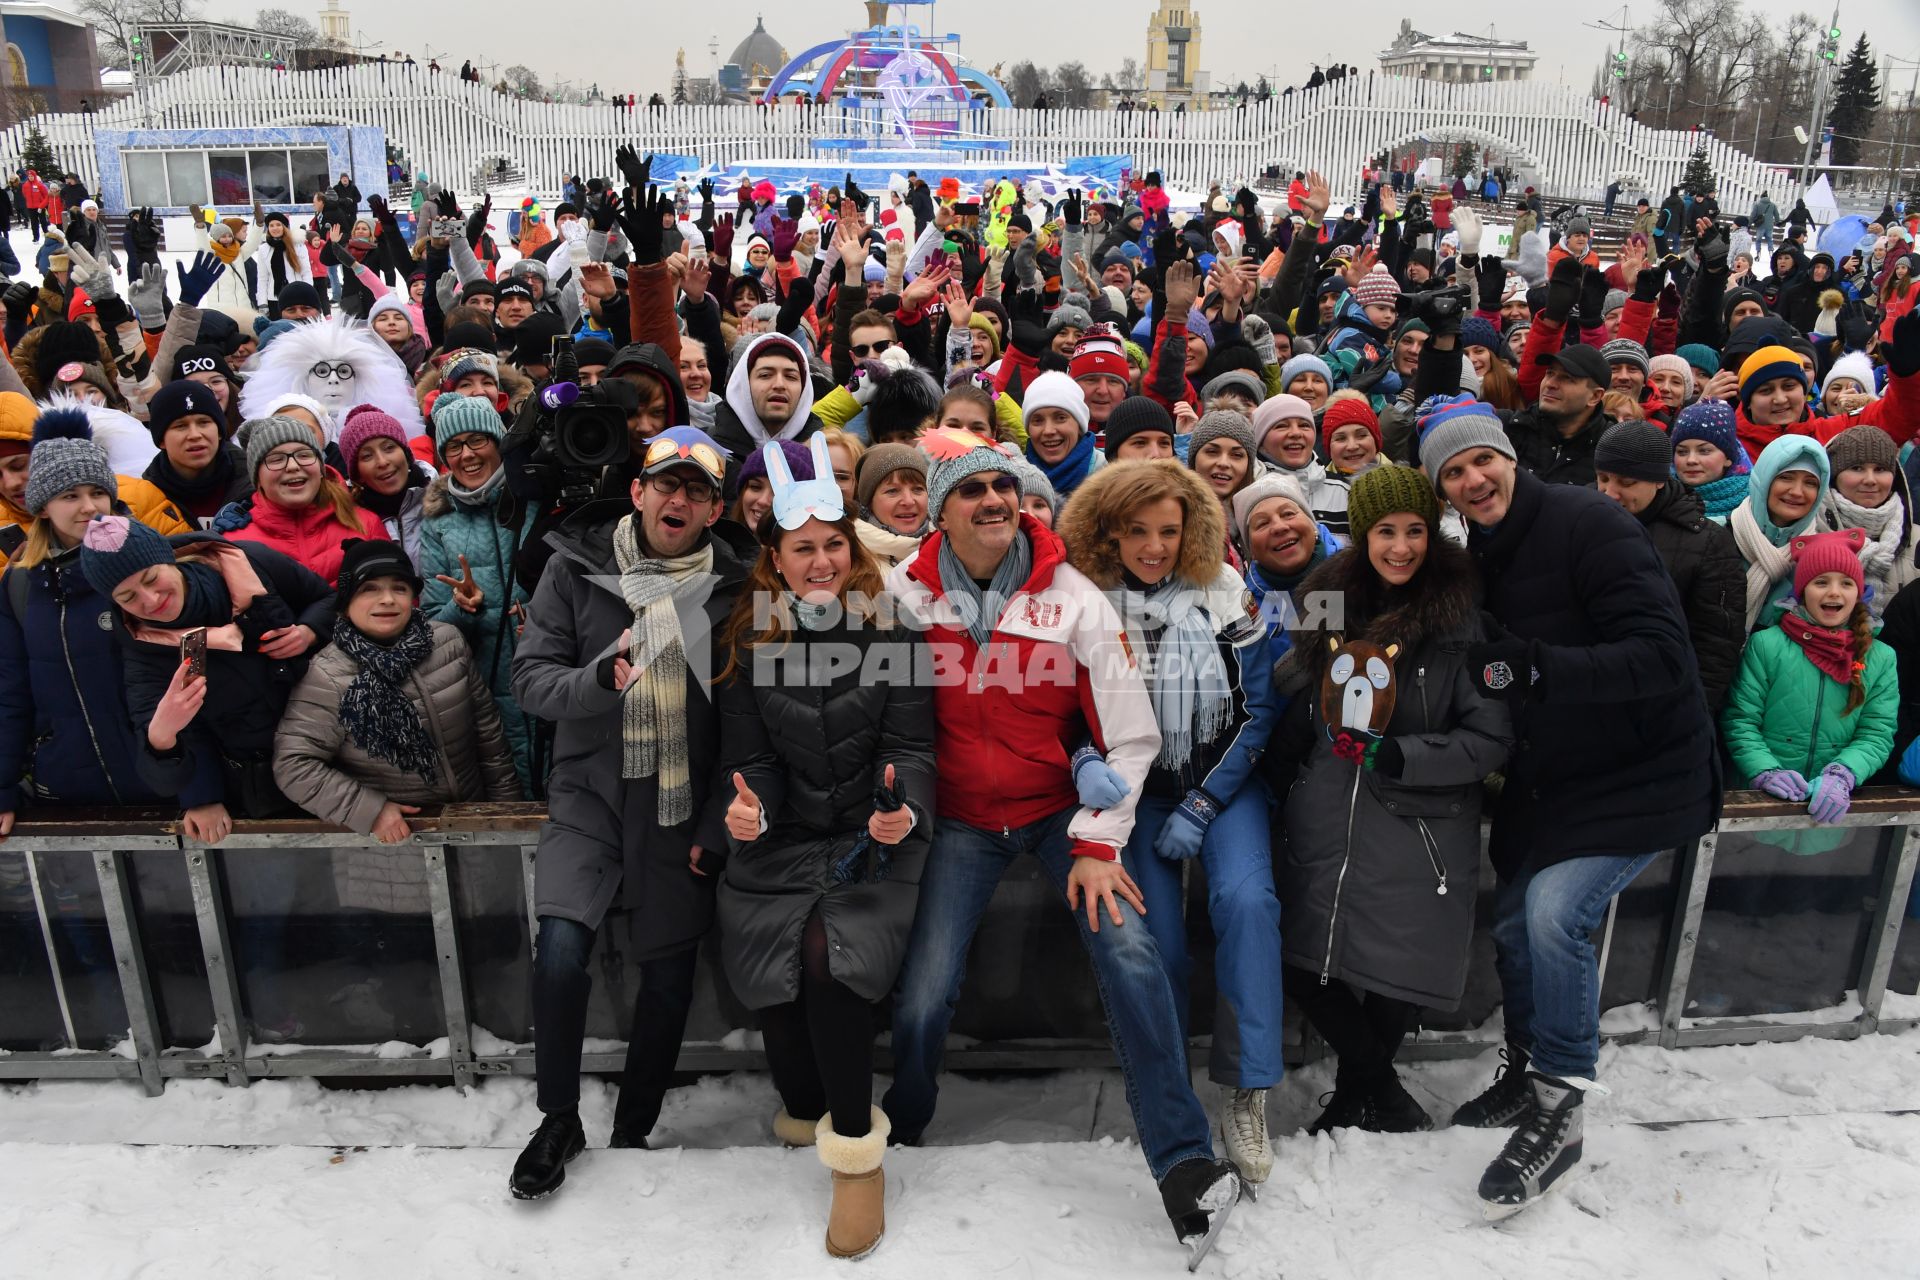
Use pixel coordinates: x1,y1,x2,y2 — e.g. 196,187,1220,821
1791,527,1867,599
1351,265,1401,310
337,403,412,487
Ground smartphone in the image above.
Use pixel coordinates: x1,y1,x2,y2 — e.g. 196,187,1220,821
181,628,208,680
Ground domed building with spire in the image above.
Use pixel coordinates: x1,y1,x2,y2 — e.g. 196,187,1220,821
717,15,789,100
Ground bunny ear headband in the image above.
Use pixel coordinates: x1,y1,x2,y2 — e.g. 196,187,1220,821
764,434,845,531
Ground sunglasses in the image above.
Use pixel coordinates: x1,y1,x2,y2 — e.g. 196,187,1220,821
309,361,354,381
643,435,726,482
850,339,895,358
950,475,1019,502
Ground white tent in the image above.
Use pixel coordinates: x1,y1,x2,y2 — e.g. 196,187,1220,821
1803,175,1839,227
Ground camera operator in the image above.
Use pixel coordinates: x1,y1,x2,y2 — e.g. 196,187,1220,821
507,423,754,1199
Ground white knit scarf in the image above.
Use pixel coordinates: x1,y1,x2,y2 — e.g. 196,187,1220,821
1728,498,1798,632
611,514,714,824
1824,489,1905,581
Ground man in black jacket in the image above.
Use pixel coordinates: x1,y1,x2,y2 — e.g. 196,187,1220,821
1419,398,1720,1219
1503,344,1615,488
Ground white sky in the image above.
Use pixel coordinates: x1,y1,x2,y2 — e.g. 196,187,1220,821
338,1,1920,104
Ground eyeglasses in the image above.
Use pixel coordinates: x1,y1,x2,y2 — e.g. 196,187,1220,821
309,361,354,381
261,446,320,472
441,435,497,459
643,435,725,482
950,475,1019,502
647,472,717,505
850,339,895,358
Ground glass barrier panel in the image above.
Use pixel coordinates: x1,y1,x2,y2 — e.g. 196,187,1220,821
125,849,213,1049
0,850,69,1051
1885,869,1920,1002
452,844,534,1047
33,849,129,1050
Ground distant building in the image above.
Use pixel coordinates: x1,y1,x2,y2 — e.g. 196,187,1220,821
1145,0,1208,110
0,0,103,126
1379,20,1536,83
318,0,351,46
718,15,786,102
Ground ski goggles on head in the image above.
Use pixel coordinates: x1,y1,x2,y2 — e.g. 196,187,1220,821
641,435,726,486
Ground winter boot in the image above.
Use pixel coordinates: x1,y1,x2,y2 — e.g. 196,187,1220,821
1360,1073,1434,1133
1158,1156,1241,1272
509,1110,586,1200
1451,1042,1532,1128
817,1107,890,1260
1477,1072,1585,1219
773,1108,819,1147
1221,1088,1273,1189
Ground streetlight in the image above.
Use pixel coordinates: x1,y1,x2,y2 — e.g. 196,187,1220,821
1587,6,1631,197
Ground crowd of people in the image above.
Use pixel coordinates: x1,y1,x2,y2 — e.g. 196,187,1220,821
1,144,1918,1264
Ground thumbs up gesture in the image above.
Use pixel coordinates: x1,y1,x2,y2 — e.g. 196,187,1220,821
868,763,913,846
725,771,763,842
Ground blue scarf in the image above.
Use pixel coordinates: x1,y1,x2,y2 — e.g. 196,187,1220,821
1028,431,1096,497
1689,471,1750,522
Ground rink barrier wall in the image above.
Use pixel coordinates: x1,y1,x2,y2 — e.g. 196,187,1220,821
1,790,1915,1096
0,66,1800,216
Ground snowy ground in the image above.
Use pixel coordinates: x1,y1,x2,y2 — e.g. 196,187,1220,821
4,1029,1919,1278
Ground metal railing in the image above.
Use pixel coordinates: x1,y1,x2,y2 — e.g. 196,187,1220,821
2,792,1915,1096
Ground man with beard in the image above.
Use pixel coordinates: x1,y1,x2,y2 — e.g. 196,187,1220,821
708,332,821,486
1500,344,1615,488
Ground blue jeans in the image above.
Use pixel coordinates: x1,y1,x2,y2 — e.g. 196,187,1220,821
1491,852,1657,1080
1122,784,1284,1089
884,808,1215,1181
326,262,343,303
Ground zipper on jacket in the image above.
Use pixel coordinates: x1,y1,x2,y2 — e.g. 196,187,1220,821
1415,818,1448,895
1417,665,1430,731
55,585,121,804
1804,675,1826,779
1321,765,1363,984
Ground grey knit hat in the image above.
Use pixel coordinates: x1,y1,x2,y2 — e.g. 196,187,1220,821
1416,395,1516,478
243,414,322,479
1201,370,1265,406
1599,338,1650,376
1007,456,1060,516
1230,472,1314,547
1602,288,1628,316
1593,420,1673,485
25,437,117,516
1187,409,1258,463
928,443,1017,526
1047,300,1095,335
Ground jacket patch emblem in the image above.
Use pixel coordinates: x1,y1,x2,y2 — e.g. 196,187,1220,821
1118,629,1135,668
97,611,113,631
1482,660,1514,691
1024,598,1062,629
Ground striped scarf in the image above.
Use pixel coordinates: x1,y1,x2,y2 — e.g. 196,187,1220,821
334,613,440,782
611,515,713,824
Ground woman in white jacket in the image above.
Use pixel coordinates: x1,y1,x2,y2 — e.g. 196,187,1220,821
189,203,266,319
258,210,315,314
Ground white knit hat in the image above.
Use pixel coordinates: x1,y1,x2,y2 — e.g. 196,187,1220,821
1020,371,1089,435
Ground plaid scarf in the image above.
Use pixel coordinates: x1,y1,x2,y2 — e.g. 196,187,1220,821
611,515,714,824
334,612,440,782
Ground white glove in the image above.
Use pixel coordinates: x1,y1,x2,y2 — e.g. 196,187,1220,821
1452,205,1482,259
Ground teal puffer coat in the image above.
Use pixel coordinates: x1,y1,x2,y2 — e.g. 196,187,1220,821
1721,623,1899,788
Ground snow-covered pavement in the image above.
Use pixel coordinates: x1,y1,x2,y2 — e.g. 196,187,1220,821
4,1029,1920,1277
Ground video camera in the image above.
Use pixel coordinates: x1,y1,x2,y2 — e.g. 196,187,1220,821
505,334,635,509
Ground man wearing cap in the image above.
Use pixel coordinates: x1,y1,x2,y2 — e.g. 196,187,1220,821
1502,342,1616,488
883,437,1244,1254
1598,338,1650,402
1417,395,1719,1217
1733,312,1920,461
1071,323,1133,438
508,424,754,1198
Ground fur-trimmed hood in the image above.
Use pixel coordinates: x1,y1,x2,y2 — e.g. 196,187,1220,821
1057,459,1226,590
412,357,535,419
1287,538,1482,688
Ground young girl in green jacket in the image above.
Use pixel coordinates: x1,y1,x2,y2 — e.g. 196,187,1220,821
1722,527,1899,837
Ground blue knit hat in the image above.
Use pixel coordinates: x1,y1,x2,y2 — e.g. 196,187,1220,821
1671,400,1749,475
1674,343,1721,377
1279,353,1333,394
1417,394,1514,477
430,392,505,454
79,513,175,599
1459,315,1500,354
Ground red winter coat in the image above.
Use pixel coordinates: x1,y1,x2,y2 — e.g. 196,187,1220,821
21,175,46,210
1734,366,1920,462
226,493,389,585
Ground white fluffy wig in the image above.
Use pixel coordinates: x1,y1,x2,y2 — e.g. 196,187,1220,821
236,315,425,438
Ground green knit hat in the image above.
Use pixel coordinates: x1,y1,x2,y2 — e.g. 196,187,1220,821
1346,463,1440,540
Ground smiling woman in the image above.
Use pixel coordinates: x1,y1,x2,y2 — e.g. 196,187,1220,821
218,415,390,587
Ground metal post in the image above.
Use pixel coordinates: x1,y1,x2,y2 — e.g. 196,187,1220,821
1657,833,1717,1050
25,851,80,1049
183,847,250,1086
421,844,475,1091
93,849,165,1096
1855,824,1920,1035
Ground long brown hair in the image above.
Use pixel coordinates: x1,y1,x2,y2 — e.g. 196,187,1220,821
263,467,365,532
716,512,889,683
1844,599,1874,716
1478,357,1526,412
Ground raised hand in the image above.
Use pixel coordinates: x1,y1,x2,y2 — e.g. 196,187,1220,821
578,261,616,300
1064,188,1083,227
128,263,165,323
1164,258,1199,314
175,251,224,307
943,279,972,331
614,145,653,194
770,215,799,264
901,262,951,311
435,555,484,612
868,764,912,845
683,252,711,301
710,212,735,264
1301,169,1332,223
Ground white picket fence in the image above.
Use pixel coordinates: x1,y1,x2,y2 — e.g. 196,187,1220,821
0,63,1802,212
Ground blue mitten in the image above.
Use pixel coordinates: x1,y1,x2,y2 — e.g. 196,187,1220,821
1806,763,1856,824
1070,744,1130,810
1154,790,1218,861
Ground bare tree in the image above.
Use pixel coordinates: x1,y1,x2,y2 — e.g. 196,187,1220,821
78,0,202,69
254,7,323,49
1006,60,1045,108
502,64,543,98
1054,62,1095,109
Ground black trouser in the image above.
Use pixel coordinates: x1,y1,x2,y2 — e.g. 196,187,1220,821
25,207,45,239
531,914,698,1141
758,911,875,1138
1283,965,1417,1084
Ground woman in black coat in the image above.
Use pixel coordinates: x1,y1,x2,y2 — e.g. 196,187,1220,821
714,439,933,1261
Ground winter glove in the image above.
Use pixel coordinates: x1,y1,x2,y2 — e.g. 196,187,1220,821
1542,256,1583,324
66,240,115,301
619,186,668,265
1452,204,1482,258
770,215,799,264
1631,257,1669,303
1475,254,1507,308
1011,235,1040,292
1241,312,1277,366
614,145,653,198
1,279,34,323
175,252,223,307
1657,281,1683,321
1806,763,1856,824
1751,768,1811,802
1888,308,1920,379
710,213,736,265
464,195,491,247
1153,790,1218,861
1063,188,1083,227
1575,266,1610,328
1696,223,1729,273
1007,286,1050,358
1466,634,1537,705
1070,744,1132,811
847,358,887,405
128,263,165,327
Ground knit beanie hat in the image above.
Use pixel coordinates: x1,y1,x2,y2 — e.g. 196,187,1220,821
24,410,117,516
1599,338,1650,377
243,414,322,479
1416,394,1515,477
1675,343,1721,378
1825,425,1898,478
335,537,424,612
735,437,812,498
1320,396,1382,451
1068,324,1129,385
440,348,499,390
1351,265,1401,309
1251,394,1316,449
1187,409,1258,461
1791,527,1866,599
276,281,323,313
144,378,229,445
36,321,102,389
79,514,174,599
1737,345,1809,413
1102,396,1176,459
1183,307,1216,351
967,313,1003,362
1594,420,1675,485
1346,463,1440,540
1230,472,1314,546
0,391,38,458
1008,456,1060,515
1671,400,1749,474
338,404,413,486
1021,371,1090,436
171,343,236,386
928,442,1017,525
1603,288,1628,316
1822,351,1878,406
366,294,413,328
854,442,927,513
1648,353,1696,403
1279,353,1333,395
1200,369,1265,406
1459,315,1500,354
429,392,505,455
442,322,496,354
1047,299,1094,336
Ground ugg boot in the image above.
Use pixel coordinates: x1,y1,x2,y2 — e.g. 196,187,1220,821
773,1108,818,1147
816,1106,890,1260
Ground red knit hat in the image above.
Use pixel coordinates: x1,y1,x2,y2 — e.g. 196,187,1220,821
1320,396,1382,451
1791,527,1867,600
67,289,94,323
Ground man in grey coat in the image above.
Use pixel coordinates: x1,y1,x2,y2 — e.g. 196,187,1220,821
507,425,753,1200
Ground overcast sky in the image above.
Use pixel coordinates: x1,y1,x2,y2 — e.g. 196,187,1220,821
347,1,1920,102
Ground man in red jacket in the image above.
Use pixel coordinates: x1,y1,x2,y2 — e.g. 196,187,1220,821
882,437,1242,1263
20,169,47,240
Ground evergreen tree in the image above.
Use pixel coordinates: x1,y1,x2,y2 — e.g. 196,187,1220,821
672,64,689,106
20,125,56,178
1451,143,1476,180
1682,145,1715,198
1826,35,1880,169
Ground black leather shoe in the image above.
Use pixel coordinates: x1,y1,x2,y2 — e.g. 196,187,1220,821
510,1111,586,1200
